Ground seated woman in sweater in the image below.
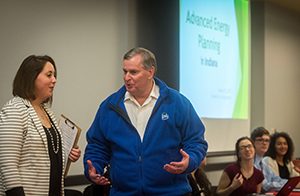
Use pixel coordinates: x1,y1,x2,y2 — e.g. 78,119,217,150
216,136,264,196
263,131,300,179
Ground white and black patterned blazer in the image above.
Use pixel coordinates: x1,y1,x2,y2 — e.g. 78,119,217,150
0,96,65,196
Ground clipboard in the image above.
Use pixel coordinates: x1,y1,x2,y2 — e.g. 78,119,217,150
58,114,81,176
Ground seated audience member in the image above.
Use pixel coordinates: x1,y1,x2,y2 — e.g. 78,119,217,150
216,137,264,196
251,127,287,192
188,157,213,196
294,159,300,173
264,131,300,179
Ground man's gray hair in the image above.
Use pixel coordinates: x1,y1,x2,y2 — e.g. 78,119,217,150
123,47,157,71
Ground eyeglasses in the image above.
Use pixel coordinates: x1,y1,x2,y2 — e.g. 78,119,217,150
239,144,254,151
255,138,270,143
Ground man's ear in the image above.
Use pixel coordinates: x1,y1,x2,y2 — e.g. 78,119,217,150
148,66,155,79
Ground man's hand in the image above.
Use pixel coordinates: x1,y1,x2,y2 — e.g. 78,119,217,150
87,160,110,185
163,149,189,174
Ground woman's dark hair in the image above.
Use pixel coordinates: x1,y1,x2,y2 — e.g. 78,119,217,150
187,168,213,196
195,168,213,196
13,55,56,104
235,136,255,163
265,132,294,164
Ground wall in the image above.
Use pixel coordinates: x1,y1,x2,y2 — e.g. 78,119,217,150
251,1,300,158
1,0,300,189
0,0,137,176
264,3,300,158
251,1,265,130
207,1,300,186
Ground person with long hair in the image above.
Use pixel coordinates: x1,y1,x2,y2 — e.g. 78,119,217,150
188,157,213,196
264,131,300,179
216,136,264,196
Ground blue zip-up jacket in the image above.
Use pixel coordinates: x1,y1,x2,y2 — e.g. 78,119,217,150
84,78,207,196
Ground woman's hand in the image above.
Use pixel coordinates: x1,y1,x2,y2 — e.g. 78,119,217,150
68,146,81,162
231,173,243,190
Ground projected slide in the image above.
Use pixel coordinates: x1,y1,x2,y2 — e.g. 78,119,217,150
180,0,249,119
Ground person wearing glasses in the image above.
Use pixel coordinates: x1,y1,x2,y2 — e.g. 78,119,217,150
216,136,264,196
251,127,288,192
264,131,300,179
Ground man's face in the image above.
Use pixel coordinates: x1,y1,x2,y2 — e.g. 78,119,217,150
254,134,270,156
123,54,154,98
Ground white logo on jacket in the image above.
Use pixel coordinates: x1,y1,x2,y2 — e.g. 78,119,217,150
161,112,169,120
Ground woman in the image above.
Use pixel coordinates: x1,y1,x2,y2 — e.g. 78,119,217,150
216,136,264,196
188,157,213,196
0,55,81,196
264,132,300,179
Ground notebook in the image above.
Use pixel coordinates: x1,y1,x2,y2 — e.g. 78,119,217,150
275,176,300,196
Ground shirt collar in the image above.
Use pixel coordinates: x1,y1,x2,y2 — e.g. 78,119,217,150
254,154,263,164
124,80,159,102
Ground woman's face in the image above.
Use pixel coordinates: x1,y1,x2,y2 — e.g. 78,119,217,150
34,62,56,102
275,136,288,157
239,139,255,161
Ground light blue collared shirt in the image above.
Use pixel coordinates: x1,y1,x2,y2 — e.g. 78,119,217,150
254,154,288,192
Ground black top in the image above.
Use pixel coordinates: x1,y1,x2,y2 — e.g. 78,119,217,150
278,162,290,179
44,122,63,196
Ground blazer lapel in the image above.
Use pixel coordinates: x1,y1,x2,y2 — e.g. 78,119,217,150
23,98,48,150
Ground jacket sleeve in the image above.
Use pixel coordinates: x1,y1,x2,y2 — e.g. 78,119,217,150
83,105,111,180
288,161,300,177
265,156,283,177
177,96,208,173
0,103,26,194
261,159,287,191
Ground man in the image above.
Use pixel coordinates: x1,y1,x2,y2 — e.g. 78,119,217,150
84,47,208,195
251,126,287,192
